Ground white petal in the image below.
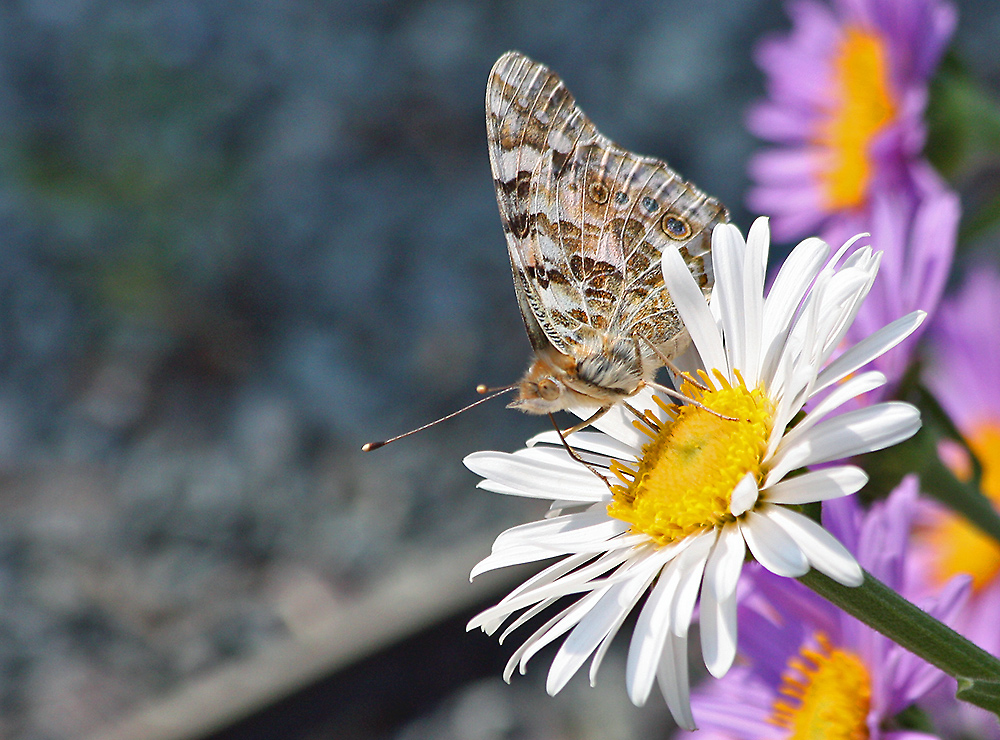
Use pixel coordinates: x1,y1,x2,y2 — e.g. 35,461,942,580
470,549,634,630
777,370,886,451
764,505,863,586
670,531,717,637
766,402,921,485
501,608,563,681
730,472,760,516
512,445,594,467
527,430,638,459
662,245,728,376
763,237,829,331
713,223,747,377
828,232,869,270
491,512,628,553
469,553,591,629
497,546,654,641
626,554,685,706
740,509,809,577
491,507,607,546
470,528,640,577
477,479,547,497
700,524,745,677
747,216,771,276
657,631,696,730
763,466,868,505
765,343,810,460
814,311,926,394
534,592,606,675
545,587,621,694
588,547,677,685
760,236,830,387
470,546,563,579
509,594,597,679
741,218,769,385
778,267,825,390
498,599,557,644
511,445,615,471
464,451,607,502
810,265,875,358
546,554,661,694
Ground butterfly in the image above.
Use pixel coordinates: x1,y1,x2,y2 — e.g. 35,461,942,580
487,51,729,420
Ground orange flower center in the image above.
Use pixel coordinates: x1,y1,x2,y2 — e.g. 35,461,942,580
770,633,871,740
816,27,897,210
922,422,1000,591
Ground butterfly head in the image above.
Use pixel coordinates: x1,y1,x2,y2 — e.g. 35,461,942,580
508,346,631,414
507,349,573,414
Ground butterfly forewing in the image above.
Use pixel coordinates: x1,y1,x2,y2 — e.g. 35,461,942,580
487,50,728,412
487,51,599,355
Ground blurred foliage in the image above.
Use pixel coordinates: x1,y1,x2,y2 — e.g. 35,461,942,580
927,52,1000,247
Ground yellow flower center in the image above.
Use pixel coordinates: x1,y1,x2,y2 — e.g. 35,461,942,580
921,422,1000,591
816,27,897,210
607,372,774,546
770,633,871,740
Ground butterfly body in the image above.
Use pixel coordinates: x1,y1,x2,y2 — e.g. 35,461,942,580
487,51,728,415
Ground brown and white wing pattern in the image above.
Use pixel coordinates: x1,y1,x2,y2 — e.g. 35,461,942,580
486,50,599,355
487,51,728,368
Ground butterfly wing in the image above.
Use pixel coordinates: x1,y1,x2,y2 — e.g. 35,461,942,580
487,50,599,355
587,148,727,355
487,51,728,364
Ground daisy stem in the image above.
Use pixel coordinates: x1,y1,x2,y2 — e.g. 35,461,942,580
799,568,1000,717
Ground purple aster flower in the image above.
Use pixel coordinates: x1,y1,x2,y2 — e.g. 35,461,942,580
923,264,1000,433
676,478,969,739
749,0,960,395
913,265,1000,630
831,163,959,397
909,267,1000,738
748,0,957,242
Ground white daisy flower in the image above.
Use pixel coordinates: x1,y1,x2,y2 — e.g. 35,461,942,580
464,217,925,730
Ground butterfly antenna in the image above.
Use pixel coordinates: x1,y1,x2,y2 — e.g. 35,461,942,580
476,382,517,394
362,386,516,451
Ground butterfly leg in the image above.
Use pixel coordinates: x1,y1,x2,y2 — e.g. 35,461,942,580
631,334,738,421
559,406,610,437
635,333,709,391
548,412,614,491
622,400,660,431
646,381,740,421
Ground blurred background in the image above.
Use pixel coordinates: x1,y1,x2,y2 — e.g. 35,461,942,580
1,1,998,738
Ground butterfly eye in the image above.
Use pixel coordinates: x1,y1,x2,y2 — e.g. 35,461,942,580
641,196,658,212
537,378,561,401
614,192,628,205
661,215,692,240
587,181,610,204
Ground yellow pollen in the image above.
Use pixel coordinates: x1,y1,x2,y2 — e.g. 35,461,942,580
770,633,871,740
921,422,1000,591
816,27,896,210
607,372,774,545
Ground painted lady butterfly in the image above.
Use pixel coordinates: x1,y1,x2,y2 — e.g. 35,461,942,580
488,51,729,418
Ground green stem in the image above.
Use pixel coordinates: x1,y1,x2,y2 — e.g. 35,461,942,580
799,568,1000,716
